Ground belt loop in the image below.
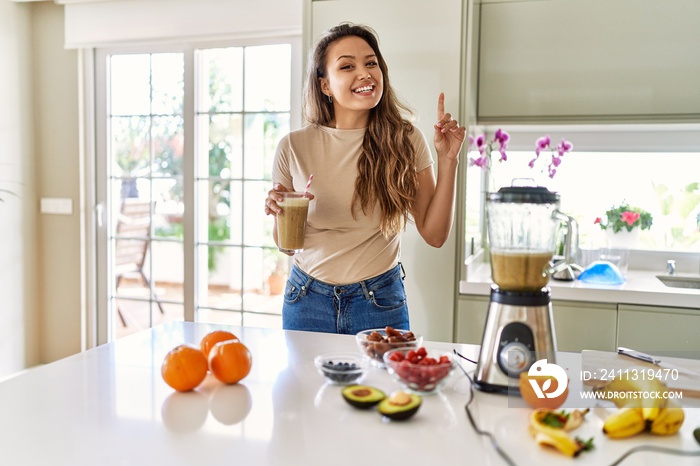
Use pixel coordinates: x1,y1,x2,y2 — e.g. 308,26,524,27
399,262,406,280
295,266,314,296
359,280,371,299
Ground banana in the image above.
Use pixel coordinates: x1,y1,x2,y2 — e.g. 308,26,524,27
649,398,685,436
641,392,671,423
563,408,590,431
602,407,646,439
532,431,584,458
529,409,586,457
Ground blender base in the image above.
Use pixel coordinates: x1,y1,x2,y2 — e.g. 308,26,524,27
472,379,520,395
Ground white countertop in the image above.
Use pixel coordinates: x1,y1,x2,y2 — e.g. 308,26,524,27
461,261,700,309
2,322,699,465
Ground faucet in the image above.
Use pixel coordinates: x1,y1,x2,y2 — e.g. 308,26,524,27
666,259,676,275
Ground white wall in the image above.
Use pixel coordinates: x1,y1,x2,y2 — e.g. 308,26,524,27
33,3,82,364
0,1,40,379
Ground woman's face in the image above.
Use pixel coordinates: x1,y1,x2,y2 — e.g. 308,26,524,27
319,36,384,119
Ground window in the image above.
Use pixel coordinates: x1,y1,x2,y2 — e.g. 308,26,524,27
97,38,298,341
464,125,700,272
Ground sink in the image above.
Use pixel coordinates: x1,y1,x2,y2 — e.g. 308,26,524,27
656,274,700,289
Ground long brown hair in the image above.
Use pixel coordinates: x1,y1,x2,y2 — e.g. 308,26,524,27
304,23,418,237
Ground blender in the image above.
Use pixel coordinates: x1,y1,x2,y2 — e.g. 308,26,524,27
474,186,574,394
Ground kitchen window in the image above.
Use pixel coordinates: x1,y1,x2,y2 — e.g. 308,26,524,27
465,125,700,271
95,38,300,342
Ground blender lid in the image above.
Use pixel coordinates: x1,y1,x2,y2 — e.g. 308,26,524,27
488,186,560,204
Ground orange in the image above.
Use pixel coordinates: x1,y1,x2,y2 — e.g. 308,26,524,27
209,339,253,384
519,373,569,409
161,344,208,392
200,330,238,360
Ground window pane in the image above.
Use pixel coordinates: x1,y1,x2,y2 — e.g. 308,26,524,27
153,183,184,240
151,53,184,115
206,245,242,310
199,47,243,113
203,179,237,245
243,246,265,294
244,44,291,111
484,151,700,252
112,116,151,176
110,54,150,116
206,114,243,179
244,181,271,247
151,240,184,302
152,116,184,177
244,113,290,179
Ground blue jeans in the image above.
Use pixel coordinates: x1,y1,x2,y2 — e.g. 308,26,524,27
282,263,410,334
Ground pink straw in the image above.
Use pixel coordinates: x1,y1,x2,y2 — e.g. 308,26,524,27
304,174,314,194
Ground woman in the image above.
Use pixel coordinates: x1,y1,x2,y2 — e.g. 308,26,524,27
264,23,465,334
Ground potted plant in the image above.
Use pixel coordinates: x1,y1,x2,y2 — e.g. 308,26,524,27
264,250,288,295
594,203,653,248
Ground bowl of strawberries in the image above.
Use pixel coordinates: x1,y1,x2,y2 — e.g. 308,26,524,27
383,346,455,395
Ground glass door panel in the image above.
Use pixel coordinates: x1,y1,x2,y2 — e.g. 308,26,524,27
100,40,294,341
108,52,185,337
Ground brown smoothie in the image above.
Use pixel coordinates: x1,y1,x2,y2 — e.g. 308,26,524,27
277,194,309,253
490,250,553,291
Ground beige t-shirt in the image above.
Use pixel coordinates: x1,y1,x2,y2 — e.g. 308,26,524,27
272,124,433,284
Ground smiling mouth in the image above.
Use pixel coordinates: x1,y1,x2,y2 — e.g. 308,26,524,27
353,85,374,94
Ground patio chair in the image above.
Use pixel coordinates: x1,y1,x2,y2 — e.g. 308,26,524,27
115,199,165,326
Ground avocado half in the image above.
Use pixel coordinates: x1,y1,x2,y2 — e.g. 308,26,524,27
341,385,386,409
378,390,422,421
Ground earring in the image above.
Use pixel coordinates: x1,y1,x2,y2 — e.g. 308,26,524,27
327,95,333,104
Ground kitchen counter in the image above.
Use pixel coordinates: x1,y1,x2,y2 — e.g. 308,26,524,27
2,322,699,465
461,260,700,309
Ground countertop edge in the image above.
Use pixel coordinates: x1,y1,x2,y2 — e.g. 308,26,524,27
460,263,700,310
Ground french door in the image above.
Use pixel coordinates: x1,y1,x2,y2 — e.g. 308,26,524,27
94,38,301,343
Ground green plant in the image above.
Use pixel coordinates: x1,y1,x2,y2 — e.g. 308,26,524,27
595,203,653,233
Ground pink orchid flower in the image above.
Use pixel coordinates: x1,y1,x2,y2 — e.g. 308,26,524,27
535,135,551,156
475,134,487,155
494,129,510,148
621,211,640,226
557,139,573,156
468,155,489,168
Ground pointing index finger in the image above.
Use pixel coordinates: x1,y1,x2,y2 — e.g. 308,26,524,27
437,92,445,121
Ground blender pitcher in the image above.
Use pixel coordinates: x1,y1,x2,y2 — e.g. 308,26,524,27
487,186,576,290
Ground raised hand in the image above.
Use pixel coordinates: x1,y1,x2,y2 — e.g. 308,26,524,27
433,92,466,161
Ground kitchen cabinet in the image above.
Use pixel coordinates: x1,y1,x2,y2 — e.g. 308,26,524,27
618,304,700,354
455,295,489,344
551,301,617,352
478,0,700,123
455,295,617,351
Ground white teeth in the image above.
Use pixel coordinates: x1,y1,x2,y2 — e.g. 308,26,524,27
354,85,373,93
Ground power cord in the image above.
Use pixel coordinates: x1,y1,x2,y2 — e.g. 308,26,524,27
453,350,517,466
452,349,700,466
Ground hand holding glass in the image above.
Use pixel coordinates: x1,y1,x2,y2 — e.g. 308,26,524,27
276,192,310,254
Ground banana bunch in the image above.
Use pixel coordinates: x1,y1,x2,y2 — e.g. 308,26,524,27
528,408,592,457
598,375,685,439
603,398,685,438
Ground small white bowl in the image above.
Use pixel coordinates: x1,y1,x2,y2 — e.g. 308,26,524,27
383,347,455,395
314,352,370,385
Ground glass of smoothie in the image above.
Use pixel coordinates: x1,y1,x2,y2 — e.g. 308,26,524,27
276,192,310,254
